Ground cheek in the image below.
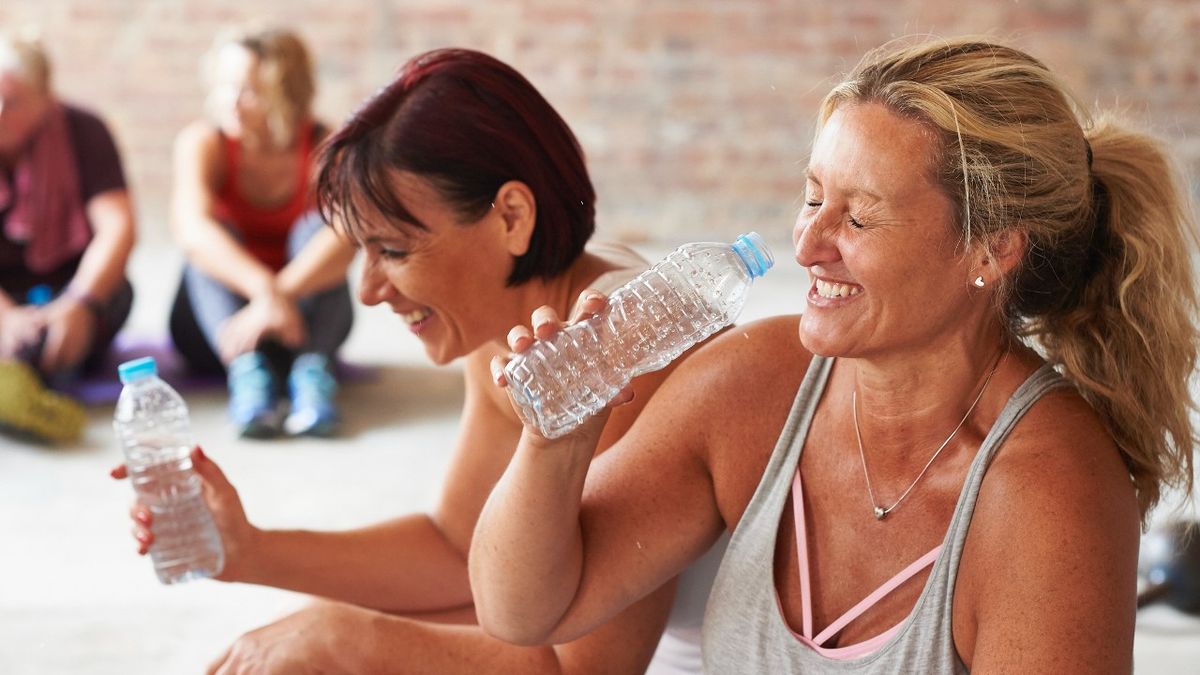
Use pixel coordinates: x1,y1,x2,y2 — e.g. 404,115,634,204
0,114,29,141
394,261,457,306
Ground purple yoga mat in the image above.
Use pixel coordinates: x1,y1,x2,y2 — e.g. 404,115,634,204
57,333,375,406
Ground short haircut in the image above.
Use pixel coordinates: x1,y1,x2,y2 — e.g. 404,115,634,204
316,48,596,286
0,31,52,92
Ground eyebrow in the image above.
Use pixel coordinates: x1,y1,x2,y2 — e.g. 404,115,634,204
362,235,411,246
805,167,885,203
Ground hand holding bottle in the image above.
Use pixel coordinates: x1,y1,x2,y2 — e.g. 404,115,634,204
498,233,772,438
492,290,637,431
111,446,255,582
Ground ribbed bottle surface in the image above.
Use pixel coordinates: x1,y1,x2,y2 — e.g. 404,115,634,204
506,234,771,438
115,376,224,584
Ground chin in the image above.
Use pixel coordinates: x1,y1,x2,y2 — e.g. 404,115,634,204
423,348,453,366
422,342,463,367
798,318,846,358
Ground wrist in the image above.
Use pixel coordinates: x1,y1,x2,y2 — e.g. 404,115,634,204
257,283,297,306
248,273,281,302
222,524,267,584
62,285,104,318
272,275,298,302
357,612,412,672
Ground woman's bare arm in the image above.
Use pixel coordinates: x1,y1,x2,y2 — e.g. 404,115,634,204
169,122,276,299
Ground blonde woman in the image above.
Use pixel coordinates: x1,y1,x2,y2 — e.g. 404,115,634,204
472,37,1199,673
169,28,354,438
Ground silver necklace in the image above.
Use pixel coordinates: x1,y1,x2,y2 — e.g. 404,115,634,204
853,354,1004,520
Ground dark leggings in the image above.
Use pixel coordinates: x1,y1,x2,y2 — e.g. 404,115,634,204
169,211,354,377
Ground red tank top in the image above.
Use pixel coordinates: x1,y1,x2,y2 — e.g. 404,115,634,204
214,121,316,271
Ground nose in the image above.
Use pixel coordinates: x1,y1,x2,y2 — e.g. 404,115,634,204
357,255,395,307
792,209,840,269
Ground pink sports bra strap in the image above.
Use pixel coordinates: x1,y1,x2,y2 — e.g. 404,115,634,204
812,545,942,645
791,469,815,638
791,467,942,647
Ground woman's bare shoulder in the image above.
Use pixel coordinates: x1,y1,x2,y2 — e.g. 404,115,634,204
980,385,1136,522
175,120,221,151
173,121,224,179
638,314,810,450
956,382,1140,669
689,315,808,376
961,384,1139,611
658,314,810,410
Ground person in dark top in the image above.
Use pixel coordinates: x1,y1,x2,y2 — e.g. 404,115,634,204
167,27,355,439
0,32,135,443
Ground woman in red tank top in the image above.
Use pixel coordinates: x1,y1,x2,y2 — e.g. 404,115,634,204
168,28,355,438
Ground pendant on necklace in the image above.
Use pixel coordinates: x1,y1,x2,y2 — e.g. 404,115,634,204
874,506,887,520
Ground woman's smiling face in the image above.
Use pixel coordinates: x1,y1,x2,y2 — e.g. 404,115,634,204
794,102,977,360
208,43,269,143
352,171,529,366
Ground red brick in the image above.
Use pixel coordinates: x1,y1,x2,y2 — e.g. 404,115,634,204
0,0,1192,244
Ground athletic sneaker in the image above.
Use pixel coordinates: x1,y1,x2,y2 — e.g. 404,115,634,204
0,359,86,444
283,353,339,437
227,352,283,438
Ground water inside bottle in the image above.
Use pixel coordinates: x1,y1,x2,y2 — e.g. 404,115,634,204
128,445,225,584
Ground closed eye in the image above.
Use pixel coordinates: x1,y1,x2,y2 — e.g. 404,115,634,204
379,248,408,260
804,200,864,229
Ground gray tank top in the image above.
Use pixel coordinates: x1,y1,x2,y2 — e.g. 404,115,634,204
703,355,1065,673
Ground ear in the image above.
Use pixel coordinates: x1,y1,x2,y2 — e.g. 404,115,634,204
492,180,536,257
970,228,1027,285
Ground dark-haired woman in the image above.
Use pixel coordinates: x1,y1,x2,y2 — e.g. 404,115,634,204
118,48,717,675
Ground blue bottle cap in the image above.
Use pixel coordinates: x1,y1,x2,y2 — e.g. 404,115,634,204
732,231,774,278
26,284,54,306
118,357,158,384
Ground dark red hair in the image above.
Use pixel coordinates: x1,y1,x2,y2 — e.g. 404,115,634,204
316,48,595,286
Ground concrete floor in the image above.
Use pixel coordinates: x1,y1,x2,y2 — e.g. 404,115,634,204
2,241,1198,673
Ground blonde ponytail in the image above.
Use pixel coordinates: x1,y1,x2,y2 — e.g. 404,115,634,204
1024,119,1198,517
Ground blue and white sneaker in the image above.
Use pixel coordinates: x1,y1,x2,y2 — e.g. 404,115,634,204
284,353,339,437
227,352,283,438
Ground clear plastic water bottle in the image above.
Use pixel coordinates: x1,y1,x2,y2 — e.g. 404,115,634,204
114,357,224,584
505,232,773,438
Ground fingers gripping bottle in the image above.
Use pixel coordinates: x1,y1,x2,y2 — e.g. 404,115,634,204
114,357,224,584
505,232,773,438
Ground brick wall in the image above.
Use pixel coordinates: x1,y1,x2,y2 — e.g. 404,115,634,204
2,0,1197,248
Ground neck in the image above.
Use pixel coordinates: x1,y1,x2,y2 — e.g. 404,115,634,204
489,252,611,350
851,320,1012,459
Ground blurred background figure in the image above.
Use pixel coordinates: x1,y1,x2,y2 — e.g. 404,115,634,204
166,27,355,439
0,30,135,443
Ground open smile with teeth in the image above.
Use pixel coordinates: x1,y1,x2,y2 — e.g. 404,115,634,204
400,308,433,324
815,278,861,299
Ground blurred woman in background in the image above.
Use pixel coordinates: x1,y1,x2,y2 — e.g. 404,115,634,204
168,27,355,438
0,31,135,443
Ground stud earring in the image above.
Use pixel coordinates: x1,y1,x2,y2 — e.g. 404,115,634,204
973,276,986,288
